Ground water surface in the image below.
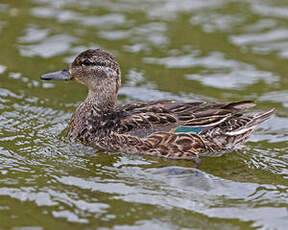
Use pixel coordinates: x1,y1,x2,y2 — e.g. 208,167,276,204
0,0,288,229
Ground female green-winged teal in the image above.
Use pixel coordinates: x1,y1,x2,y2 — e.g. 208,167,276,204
41,49,274,164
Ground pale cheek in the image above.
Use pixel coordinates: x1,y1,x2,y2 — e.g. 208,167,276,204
89,81,100,90
71,68,83,79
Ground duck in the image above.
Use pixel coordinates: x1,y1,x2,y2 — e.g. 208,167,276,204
41,48,274,165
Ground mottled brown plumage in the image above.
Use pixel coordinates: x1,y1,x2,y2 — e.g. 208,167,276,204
41,49,274,165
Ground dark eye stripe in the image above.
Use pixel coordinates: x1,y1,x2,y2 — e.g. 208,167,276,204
82,59,107,67
96,62,106,67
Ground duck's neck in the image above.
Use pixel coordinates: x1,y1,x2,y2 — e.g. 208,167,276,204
67,89,117,139
85,89,117,113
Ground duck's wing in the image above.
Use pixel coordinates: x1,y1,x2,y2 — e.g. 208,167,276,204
113,100,256,137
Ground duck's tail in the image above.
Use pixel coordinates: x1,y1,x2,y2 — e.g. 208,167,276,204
246,108,275,128
202,109,275,155
226,109,275,136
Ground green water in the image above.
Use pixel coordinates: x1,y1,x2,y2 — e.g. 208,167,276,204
0,0,287,229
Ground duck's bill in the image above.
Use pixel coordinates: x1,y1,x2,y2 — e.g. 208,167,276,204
40,68,73,81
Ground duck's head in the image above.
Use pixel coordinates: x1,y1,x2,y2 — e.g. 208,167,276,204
41,49,121,93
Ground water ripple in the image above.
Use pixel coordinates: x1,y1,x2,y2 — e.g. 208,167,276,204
18,34,78,58
1,0,288,229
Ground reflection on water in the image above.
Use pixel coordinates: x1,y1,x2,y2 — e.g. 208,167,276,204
0,0,288,229
260,90,288,108
144,51,279,89
0,65,6,74
19,34,78,58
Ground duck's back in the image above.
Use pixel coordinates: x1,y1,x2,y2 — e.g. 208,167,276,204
112,100,255,138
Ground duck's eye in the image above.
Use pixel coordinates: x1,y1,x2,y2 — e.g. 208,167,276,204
82,59,94,66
